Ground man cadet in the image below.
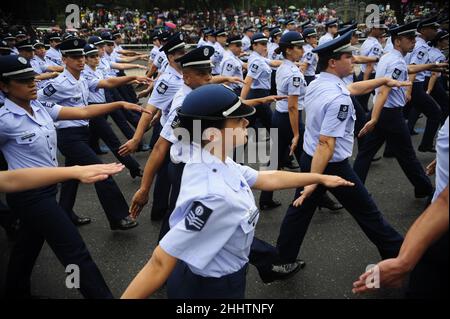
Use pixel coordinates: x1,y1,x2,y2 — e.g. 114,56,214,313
354,22,447,199
264,31,410,273
44,32,63,67
220,35,245,95
406,16,445,153
242,26,256,52
119,32,186,221
301,28,319,84
37,37,140,230
356,19,388,112
318,19,339,46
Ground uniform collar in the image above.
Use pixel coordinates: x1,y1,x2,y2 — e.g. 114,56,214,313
182,83,192,94
63,68,81,84
391,48,404,58
319,71,345,83
200,146,242,191
283,59,296,67
165,64,183,79
416,36,428,46
4,98,46,125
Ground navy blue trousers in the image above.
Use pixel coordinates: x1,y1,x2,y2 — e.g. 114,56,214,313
407,81,441,149
57,126,128,223
353,108,433,194
167,261,247,299
276,153,403,263
5,185,112,298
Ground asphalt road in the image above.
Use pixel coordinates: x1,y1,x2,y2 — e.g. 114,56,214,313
0,71,439,299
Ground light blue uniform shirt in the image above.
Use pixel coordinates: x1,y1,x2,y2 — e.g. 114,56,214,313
98,55,114,78
0,98,62,170
432,117,449,202
303,72,356,162
148,64,183,126
37,69,95,129
301,44,318,76
82,65,106,104
31,56,51,89
220,50,244,90
103,53,119,77
374,49,409,108
275,59,306,112
154,50,168,73
44,47,63,67
406,37,430,82
267,42,282,71
318,32,337,46
160,147,260,278
384,37,394,53
197,37,208,47
149,45,160,62
212,42,225,75
359,36,384,74
247,51,272,90
241,35,251,52
160,84,193,164
0,91,5,106
427,46,446,77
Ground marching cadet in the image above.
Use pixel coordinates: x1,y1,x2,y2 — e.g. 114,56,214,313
354,22,447,199
82,43,149,178
356,19,387,112
119,32,186,221
301,28,319,85
260,24,270,38
262,31,410,274
147,31,171,78
2,33,18,55
425,30,449,124
283,19,297,35
37,37,144,229
196,27,209,47
0,54,142,298
240,33,282,146
406,16,444,153
146,30,162,77
258,31,306,209
242,26,256,52
220,35,245,95
268,27,283,95
121,84,354,299
44,32,62,67
111,30,141,57
29,40,64,89
211,28,227,76
318,19,339,46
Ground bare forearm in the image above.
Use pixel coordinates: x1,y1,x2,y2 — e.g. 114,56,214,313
101,76,136,89
348,77,388,96
112,62,141,70
140,138,170,192
370,86,391,121
121,246,176,299
363,64,374,81
311,142,334,174
254,171,327,191
397,187,449,271
427,73,438,93
288,104,299,138
132,109,155,142
353,56,378,64
0,167,82,192
46,66,64,72
240,77,252,99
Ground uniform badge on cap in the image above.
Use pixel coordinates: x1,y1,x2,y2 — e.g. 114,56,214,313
203,47,209,56
74,40,78,46
18,57,27,65
180,34,184,41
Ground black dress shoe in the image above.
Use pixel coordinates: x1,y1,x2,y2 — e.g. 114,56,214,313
130,168,143,179
418,145,437,153
318,193,343,211
71,215,92,226
259,259,306,284
259,200,282,211
110,216,138,230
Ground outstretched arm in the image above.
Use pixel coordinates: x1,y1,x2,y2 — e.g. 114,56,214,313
0,164,125,192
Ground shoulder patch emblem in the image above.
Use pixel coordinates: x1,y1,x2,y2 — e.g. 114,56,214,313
185,201,213,231
43,84,57,97
392,68,402,80
337,104,349,121
250,63,259,72
156,82,169,94
293,76,301,87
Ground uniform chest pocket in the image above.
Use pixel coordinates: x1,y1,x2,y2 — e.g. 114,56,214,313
16,132,39,145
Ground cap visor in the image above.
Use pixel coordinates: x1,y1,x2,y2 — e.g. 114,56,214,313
336,45,359,53
8,70,38,80
226,103,256,118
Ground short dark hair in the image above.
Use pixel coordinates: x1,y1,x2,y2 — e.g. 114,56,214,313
316,52,346,72
178,117,227,145
183,66,212,77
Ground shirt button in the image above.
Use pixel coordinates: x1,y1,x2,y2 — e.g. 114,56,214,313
252,222,256,226
53,158,56,161
47,135,50,138
29,139,32,142
212,169,217,173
